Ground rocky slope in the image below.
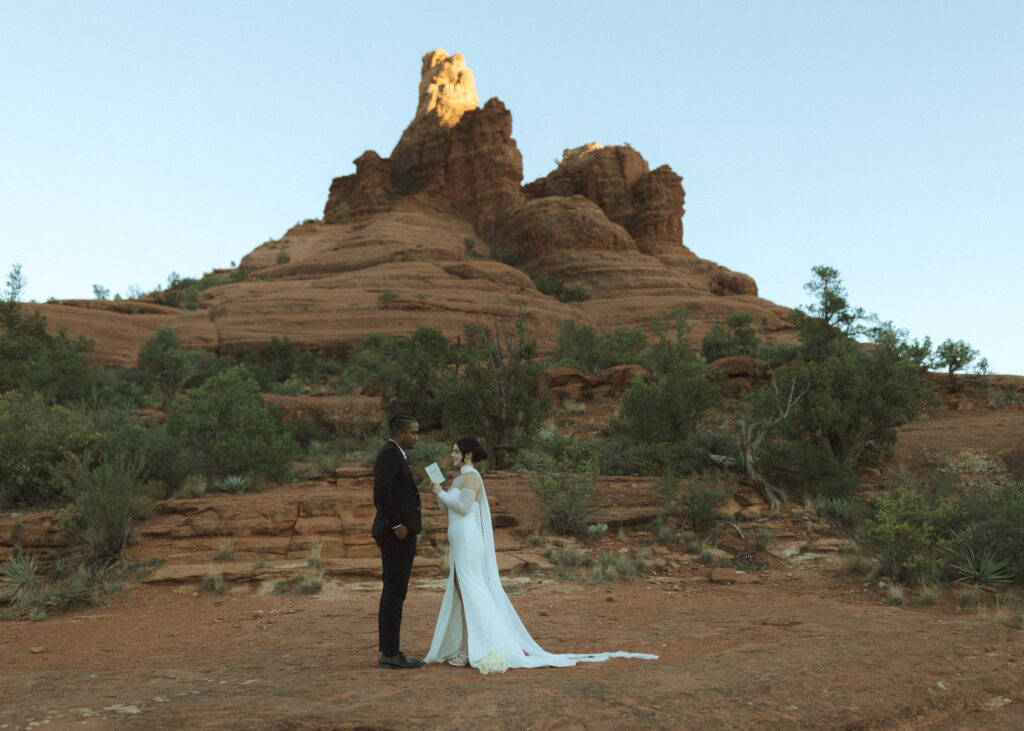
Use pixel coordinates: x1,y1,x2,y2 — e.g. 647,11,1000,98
37,50,793,367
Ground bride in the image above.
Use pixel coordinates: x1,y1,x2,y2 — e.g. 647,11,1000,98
424,436,658,672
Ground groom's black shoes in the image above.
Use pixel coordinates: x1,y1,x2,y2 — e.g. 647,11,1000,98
378,652,425,669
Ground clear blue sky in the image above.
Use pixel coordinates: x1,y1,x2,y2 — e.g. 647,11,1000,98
2,1,1022,374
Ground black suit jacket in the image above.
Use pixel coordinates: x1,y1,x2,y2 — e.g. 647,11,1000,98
371,440,422,538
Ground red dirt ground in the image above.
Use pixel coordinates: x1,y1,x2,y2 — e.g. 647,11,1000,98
2,389,1023,730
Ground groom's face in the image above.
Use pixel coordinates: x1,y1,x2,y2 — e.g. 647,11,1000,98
394,422,420,451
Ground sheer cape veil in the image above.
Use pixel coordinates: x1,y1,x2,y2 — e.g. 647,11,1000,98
424,465,658,669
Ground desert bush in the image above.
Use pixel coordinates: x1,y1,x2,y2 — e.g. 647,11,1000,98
179,474,207,498
701,312,760,362
1,266,93,404
611,308,714,451
42,563,105,610
285,417,332,450
274,569,324,595
137,328,199,409
166,365,297,482
201,570,227,596
916,584,940,605
656,468,682,515
866,481,967,583
524,269,590,303
552,320,647,373
306,539,323,571
681,475,734,535
584,551,646,583
759,439,859,501
54,453,161,562
341,327,452,427
526,440,598,535
86,365,152,410
438,317,549,468
243,336,342,392
0,391,101,509
613,365,712,445
884,583,906,606
590,439,703,477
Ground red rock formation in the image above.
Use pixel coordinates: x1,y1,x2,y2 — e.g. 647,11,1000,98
40,49,795,366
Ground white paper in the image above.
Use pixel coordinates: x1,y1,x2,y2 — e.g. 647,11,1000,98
425,462,445,484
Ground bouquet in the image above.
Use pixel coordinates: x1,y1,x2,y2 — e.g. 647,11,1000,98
477,648,510,675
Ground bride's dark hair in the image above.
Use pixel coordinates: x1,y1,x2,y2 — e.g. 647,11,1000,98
456,436,487,463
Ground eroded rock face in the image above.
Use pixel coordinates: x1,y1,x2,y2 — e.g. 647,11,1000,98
501,195,635,262
41,49,794,367
390,50,481,190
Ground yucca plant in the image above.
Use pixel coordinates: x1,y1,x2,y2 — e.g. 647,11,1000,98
1,554,42,605
948,544,1011,587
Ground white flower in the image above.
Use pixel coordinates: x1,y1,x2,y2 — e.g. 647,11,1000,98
477,648,510,675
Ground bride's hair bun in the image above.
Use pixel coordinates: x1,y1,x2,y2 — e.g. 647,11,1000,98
456,436,487,462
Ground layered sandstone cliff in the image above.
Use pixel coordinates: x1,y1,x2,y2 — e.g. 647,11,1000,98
41,50,793,366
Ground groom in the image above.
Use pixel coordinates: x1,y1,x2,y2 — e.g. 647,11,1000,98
372,414,424,669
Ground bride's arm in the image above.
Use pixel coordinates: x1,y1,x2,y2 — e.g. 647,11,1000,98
434,475,480,516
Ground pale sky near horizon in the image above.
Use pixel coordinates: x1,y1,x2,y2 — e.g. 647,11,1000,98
2,1,1022,374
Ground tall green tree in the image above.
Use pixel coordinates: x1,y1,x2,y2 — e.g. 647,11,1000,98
933,338,981,392
137,328,197,409
438,317,549,468
0,264,92,403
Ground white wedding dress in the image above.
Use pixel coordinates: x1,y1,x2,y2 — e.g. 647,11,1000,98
424,465,658,670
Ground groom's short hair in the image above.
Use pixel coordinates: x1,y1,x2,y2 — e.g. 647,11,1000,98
388,413,418,437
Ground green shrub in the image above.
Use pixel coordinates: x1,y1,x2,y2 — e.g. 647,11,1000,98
866,483,966,583
954,481,1024,583
759,438,859,501
613,364,711,445
138,328,198,409
286,417,332,450
701,312,760,362
243,336,342,391
274,570,324,595
0,391,101,509
438,318,549,468
527,440,598,535
54,453,161,561
341,328,452,428
682,476,733,534
525,269,590,303
180,474,207,498
552,319,647,373
1,267,93,404
166,366,297,481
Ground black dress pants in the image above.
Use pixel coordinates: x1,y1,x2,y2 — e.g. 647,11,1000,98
375,529,417,657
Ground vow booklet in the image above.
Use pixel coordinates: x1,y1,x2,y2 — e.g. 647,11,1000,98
425,462,445,484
